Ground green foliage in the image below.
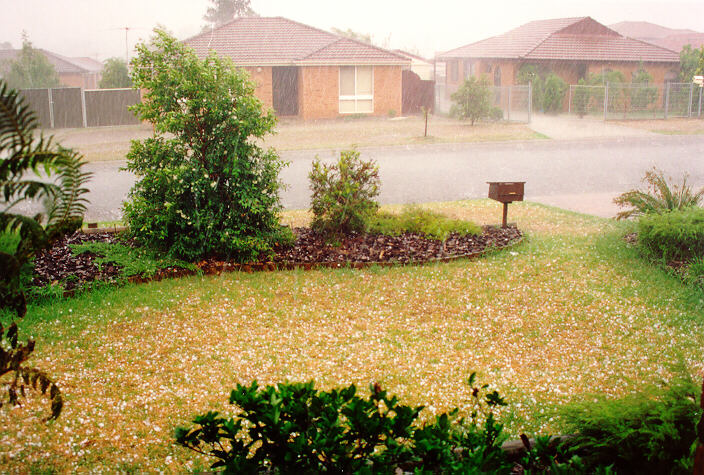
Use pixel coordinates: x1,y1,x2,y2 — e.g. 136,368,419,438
517,65,566,112
123,29,288,262
680,45,704,82
450,75,492,125
3,34,60,89
0,79,91,421
98,57,132,89
542,73,568,113
572,78,590,117
331,27,373,45
637,207,704,262
629,67,658,111
614,167,704,220
309,148,380,236
70,240,197,278
368,206,481,240
176,374,511,473
559,377,701,474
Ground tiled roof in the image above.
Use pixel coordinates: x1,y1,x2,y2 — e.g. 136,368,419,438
184,16,408,66
438,17,680,63
0,49,102,74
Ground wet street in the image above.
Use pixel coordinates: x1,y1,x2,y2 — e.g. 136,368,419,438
40,134,704,221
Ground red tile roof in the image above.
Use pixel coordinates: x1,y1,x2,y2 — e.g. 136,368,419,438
184,17,408,66
438,17,679,64
0,49,102,74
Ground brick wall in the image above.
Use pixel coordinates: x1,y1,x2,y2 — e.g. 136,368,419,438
299,66,339,119
244,66,274,110
373,66,403,116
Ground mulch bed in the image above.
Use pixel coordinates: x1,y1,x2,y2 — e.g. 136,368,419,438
31,226,522,292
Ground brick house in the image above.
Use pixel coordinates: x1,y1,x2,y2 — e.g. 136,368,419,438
184,17,409,120
0,49,102,89
436,17,680,103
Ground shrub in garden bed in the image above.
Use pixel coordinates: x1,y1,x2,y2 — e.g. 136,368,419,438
369,206,481,241
637,207,704,262
124,29,291,262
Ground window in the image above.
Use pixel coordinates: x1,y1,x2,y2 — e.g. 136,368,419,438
339,66,373,113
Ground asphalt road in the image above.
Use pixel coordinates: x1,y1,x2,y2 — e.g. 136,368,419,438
29,134,704,222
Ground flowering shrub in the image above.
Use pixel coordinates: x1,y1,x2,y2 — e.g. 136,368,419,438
123,30,290,261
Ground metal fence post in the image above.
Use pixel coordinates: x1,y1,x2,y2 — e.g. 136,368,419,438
47,88,55,129
664,82,670,119
568,85,572,114
603,82,609,120
507,86,511,122
527,82,532,123
81,89,88,128
688,83,694,117
699,86,702,117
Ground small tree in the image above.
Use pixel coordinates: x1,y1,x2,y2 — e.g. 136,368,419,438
4,34,60,90
572,78,590,117
680,45,704,82
98,57,132,89
450,76,492,126
309,149,380,235
124,29,288,262
0,80,91,420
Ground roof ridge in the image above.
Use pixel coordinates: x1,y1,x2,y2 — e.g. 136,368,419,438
521,17,587,58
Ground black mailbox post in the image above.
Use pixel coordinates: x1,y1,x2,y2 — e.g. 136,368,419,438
487,181,525,228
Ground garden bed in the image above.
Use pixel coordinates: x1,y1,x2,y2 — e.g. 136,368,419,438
31,225,522,291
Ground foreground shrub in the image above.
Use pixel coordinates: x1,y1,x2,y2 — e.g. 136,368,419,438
309,148,380,235
637,207,704,262
559,377,701,474
615,167,704,220
124,29,289,262
368,206,481,240
176,375,512,473
1,79,91,420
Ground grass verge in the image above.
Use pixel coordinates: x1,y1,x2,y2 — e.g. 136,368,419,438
1,200,702,471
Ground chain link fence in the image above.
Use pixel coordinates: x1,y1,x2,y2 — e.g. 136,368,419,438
568,82,703,120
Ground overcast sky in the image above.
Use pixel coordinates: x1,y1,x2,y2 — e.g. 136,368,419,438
1,0,703,61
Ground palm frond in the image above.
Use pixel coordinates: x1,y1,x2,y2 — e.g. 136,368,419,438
45,147,92,227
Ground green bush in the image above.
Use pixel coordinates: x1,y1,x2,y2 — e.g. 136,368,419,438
615,167,704,220
309,148,380,235
637,207,704,262
542,73,568,113
559,377,701,474
450,75,492,125
176,375,512,473
572,78,590,117
123,29,289,262
368,206,481,240
489,106,504,121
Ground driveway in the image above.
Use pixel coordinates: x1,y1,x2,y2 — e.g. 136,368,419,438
529,114,658,140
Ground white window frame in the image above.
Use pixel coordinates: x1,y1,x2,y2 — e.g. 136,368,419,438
339,66,374,114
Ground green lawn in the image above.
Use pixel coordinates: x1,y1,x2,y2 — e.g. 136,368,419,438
2,200,703,472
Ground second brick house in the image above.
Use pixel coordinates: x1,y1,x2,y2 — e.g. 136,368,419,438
184,17,410,120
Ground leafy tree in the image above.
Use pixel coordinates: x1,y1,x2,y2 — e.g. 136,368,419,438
450,75,492,125
0,80,92,420
680,44,704,82
124,29,289,262
203,0,256,28
98,57,132,89
3,34,60,90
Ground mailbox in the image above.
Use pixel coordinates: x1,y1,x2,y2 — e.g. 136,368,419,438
487,182,525,203
487,181,525,228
